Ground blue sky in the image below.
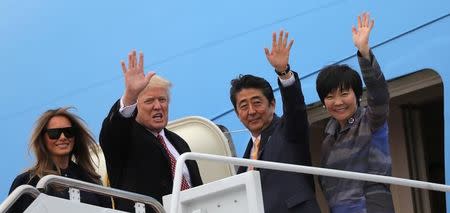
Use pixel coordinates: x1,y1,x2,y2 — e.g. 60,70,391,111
1,0,449,200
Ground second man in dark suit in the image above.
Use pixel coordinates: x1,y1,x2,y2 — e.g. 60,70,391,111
230,31,321,212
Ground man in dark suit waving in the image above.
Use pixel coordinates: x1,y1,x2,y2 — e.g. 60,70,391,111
230,31,320,212
100,50,202,212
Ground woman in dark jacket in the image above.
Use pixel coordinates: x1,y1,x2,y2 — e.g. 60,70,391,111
8,107,111,212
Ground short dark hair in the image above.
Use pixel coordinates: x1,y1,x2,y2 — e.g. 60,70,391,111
230,74,274,109
316,64,363,106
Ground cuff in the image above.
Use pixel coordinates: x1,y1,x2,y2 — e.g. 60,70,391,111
119,97,137,118
279,72,295,87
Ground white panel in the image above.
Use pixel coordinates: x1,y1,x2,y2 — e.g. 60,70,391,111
24,194,122,213
163,171,264,213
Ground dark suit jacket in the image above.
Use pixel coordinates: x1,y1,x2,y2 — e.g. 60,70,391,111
100,100,203,212
238,72,321,213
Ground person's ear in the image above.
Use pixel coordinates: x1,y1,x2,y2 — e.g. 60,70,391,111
270,99,276,109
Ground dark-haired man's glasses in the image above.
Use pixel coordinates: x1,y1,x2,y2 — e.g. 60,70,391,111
46,127,75,140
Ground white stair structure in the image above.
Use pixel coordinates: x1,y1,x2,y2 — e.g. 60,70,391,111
24,194,120,213
163,171,264,213
3,116,450,213
0,175,165,213
3,154,450,213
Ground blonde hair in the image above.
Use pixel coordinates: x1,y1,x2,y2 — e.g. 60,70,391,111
139,75,172,99
27,107,101,184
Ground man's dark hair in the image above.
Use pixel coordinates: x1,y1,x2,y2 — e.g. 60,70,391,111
316,64,363,106
230,74,274,109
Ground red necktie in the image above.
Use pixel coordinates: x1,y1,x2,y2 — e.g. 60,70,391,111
157,134,190,190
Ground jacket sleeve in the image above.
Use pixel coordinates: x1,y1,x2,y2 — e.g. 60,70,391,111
99,99,135,184
7,173,35,213
9,173,29,194
358,50,390,131
278,71,309,144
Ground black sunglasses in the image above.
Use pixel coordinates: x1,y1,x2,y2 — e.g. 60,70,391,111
45,127,76,140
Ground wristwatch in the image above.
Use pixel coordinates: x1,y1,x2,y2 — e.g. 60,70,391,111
275,64,290,76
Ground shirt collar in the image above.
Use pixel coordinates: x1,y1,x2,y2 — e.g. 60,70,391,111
251,135,261,143
149,129,166,137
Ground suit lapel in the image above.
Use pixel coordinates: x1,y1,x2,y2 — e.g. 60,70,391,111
258,114,279,158
164,129,186,154
164,129,202,186
243,138,253,159
237,115,280,173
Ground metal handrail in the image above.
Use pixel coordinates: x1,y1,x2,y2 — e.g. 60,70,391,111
36,175,165,213
170,152,450,213
0,185,40,213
